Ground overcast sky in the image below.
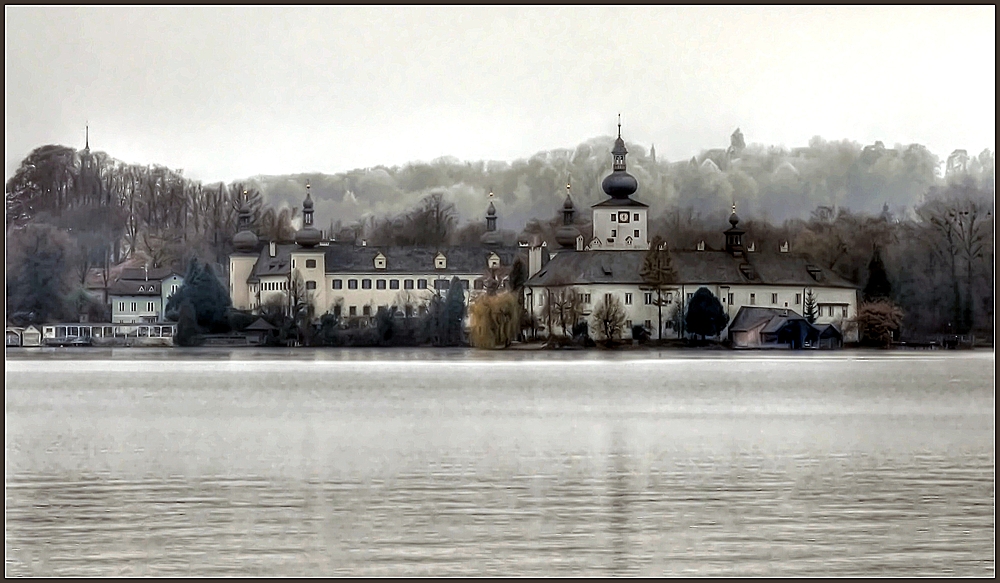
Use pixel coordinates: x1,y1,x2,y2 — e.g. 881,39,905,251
5,6,995,184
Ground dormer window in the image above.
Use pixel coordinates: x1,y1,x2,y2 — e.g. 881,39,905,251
488,252,500,269
697,241,705,251
435,252,447,270
780,241,789,253
374,252,387,269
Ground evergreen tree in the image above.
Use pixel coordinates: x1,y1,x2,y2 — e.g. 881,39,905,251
639,236,677,340
803,289,818,324
685,287,729,340
174,299,200,346
165,258,232,333
863,246,892,301
444,276,466,345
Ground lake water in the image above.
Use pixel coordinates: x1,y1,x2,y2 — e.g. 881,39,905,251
4,349,995,576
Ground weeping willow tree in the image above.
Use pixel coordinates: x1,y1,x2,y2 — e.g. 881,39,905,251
470,292,520,349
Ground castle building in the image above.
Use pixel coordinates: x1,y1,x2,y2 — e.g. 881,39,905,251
523,121,860,341
229,183,523,320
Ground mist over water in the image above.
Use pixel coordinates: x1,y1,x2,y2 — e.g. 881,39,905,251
5,350,994,576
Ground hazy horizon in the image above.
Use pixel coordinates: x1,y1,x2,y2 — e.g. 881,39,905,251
5,6,995,184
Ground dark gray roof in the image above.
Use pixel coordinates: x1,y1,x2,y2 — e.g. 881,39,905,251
108,280,162,296
244,317,277,331
323,244,522,274
245,242,525,283
119,267,181,281
729,306,806,333
591,197,649,208
525,249,858,289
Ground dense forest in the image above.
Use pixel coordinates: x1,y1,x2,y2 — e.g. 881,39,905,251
4,129,995,338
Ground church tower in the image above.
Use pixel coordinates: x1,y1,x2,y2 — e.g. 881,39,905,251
590,116,649,251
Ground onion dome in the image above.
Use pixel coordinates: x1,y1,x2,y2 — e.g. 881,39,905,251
233,193,259,252
555,182,580,248
295,181,321,248
480,191,501,245
601,117,638,199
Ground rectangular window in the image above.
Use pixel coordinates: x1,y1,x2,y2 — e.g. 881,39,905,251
584,293,591,303
728,292,734,304
626,320,632,329
435,279,450,290
634,230,639,237
829,306,835,317
771,293,778,304
306,281,317,290
305,259,316,268
417,279,427,289
348,279,358,289
376,280,387,290
118,302,125,312
461,280,470,290
687,293,693,302
604,293,612,304
667,294,673,304
333,305,342,317
147,302,154,312
333,279,343,289
644,292,653,305
362,279,372,289
842,305,848,317
795,293,801,304
624,293,632,305
633,213,639,221
611,213,617,222
749,293,756,305
362,305,371,316
292,259,295,269
349,306,357,316
611,229,617,237
404,279,414,290
644,320,652,329
130,302,137,312
475,280,484,290
390,280,399,290
171,285,178,295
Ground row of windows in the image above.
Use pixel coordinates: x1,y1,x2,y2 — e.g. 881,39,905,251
551,291,846,316
262,281,287,291
610,213,641,223
609,229,641,238
333,304,429,318
117,301,156,313
290,259,318,269
333,278,474,291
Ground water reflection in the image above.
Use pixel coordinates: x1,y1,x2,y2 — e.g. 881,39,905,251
5,351,995,576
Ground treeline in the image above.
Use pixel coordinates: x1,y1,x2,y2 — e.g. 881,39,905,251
245,130,993,230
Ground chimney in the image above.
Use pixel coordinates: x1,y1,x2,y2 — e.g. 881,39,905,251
269,241,276,257
528,245,543,278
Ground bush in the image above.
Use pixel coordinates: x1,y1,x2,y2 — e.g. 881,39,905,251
631,325,650,343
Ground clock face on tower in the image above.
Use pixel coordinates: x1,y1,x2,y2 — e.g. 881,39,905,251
618,211,630,223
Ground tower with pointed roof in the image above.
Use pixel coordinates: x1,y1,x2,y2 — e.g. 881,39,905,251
294,180,321,248
480,190,502,246
724,203,745,257
590,116,649,250
555,176,581,249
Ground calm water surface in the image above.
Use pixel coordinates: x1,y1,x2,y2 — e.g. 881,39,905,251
5,349,995,576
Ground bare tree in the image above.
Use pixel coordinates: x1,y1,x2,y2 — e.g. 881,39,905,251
592,294,626,345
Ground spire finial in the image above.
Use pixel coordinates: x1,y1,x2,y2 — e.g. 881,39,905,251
85,123,89,150
617,113,621,138
489,188,494,198
566,175,571,194
732,202,736,214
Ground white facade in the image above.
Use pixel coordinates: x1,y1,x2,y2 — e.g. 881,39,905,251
591,207,649,250
526,282,859,341
111,294,163,324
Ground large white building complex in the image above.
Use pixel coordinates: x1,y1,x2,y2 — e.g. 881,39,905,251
229,185,522,319
522,123,860,342
228,122,860,342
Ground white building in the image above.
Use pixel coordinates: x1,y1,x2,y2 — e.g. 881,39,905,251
524,122,860,342
108,267,184,324
228,184,524,320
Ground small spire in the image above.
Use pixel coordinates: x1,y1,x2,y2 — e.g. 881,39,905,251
84,123,90,151
732,203,736,214
617,113,621,138
566,175,571,194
